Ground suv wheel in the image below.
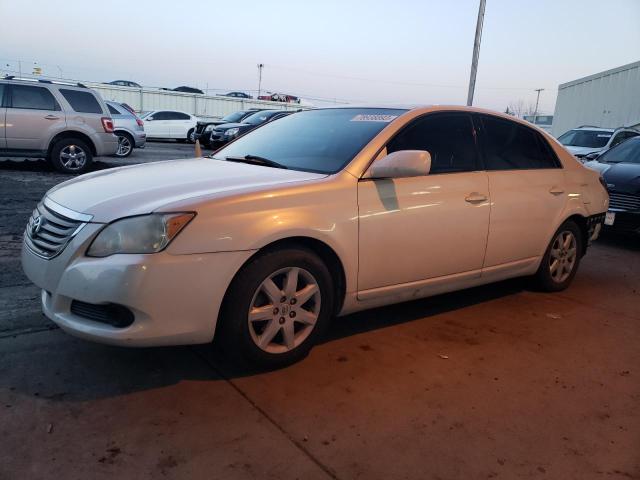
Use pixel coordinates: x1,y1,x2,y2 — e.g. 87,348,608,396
535,220,582,292
114,132,134,158
50,138,93,174
218,247,334,368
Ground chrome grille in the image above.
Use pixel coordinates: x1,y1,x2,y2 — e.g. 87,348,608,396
24,199,90,259
609,192,640,212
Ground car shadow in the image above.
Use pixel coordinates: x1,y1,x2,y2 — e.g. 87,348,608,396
1,277,527,403
598,230,640,251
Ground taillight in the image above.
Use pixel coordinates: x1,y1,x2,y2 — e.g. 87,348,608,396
136,118,144,127
101,117,114,133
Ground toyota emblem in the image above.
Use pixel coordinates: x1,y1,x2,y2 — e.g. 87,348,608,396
30,216,43,236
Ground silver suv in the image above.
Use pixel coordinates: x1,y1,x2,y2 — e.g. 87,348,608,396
106,101,146,158
0,77,118,173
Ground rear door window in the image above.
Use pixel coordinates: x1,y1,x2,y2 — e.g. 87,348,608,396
167,112,191,120
387,113,479,174
479,115,559,170
59,89,103,114
10,85,60,111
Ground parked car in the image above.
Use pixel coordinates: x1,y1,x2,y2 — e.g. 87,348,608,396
105,101,146,158
162,86,204,95
194,109,263,147
557,126,640,160
209,110,293,147
218,91,252,99
0,76,118,173
21,106,608,367
584,136,640,234
139,110,198,142
106,80,142,88
258,93,301,103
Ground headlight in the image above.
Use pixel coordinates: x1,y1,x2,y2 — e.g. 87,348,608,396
87,213,195,257
225,127,239,137
204,124,215,132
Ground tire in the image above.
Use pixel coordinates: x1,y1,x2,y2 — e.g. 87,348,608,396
49,137,93,174
534,220,583,292
187,128,195,143
114,132,134,158
218,247,335,368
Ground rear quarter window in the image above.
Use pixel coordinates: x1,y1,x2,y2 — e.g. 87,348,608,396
480,115,560,170
59,89,103,114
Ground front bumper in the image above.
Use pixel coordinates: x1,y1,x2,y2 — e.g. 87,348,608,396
21,225,255,346
604,211,640,234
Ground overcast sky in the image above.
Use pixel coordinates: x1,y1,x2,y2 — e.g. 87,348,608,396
1,0,639,113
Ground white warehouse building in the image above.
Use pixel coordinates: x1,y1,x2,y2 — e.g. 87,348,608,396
552,60,640,137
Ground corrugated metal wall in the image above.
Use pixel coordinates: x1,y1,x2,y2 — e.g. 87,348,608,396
90,84,306,119
552,61,640,136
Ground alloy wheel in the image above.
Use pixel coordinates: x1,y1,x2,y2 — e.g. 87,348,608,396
247,267,321,354
116,135,132,157
59,145,87,171
549,230,577,283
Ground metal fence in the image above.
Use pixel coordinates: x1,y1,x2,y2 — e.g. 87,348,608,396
90,83,307,120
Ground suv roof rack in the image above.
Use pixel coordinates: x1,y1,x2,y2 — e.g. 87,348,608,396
1,75,87,89
576,125,601,129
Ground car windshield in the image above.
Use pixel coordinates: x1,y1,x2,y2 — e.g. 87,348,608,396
222,111,249,123
597,137,640,164
214,108,407,174
558,129,612,148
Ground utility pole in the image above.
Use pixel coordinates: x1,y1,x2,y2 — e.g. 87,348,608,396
532,88,544,126
466,0,486,106
257,63,264,99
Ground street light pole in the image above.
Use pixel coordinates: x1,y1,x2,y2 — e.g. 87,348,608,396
466,0,487,106
257,63,264,99
532,88,544,126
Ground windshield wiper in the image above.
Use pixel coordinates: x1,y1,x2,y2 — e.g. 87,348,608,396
225,155,288,169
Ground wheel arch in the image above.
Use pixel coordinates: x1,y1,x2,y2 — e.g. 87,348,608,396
48,131,97,156
221,236,347,320
563,213,589,257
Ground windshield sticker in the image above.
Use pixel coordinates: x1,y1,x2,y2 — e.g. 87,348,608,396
351,114,398,122
597,134,612,138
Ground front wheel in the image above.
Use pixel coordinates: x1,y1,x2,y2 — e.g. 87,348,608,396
218,247,334,368
49,138,93,174
534,220,583,291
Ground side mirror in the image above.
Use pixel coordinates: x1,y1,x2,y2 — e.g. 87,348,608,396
368,150,431,179
146,116,153,121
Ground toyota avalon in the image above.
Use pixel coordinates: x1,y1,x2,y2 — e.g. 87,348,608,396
21,106,609,367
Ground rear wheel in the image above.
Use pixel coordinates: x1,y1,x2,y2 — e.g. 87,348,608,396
218,247,334,368
187,128,195,143
49,138,93,174
114,132,134,158
535,220,582,291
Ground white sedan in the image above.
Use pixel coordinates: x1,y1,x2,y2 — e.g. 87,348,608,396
139,110,198,142
21,106,609,367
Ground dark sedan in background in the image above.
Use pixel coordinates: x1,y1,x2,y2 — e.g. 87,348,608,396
194,109,263,147
586,136,640,234
208,110,294,147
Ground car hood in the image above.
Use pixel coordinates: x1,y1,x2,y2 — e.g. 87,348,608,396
565,145,602,156
584,161,640,194
214,122,248,130
47,158,326,222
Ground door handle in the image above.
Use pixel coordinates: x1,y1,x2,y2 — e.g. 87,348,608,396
44,115,60,120
465,192,488,204
549,186,565,195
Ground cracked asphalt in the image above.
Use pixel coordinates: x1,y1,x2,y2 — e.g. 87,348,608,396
1,143,639,479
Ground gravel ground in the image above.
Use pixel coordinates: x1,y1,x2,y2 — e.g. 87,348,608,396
0,145,638,479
